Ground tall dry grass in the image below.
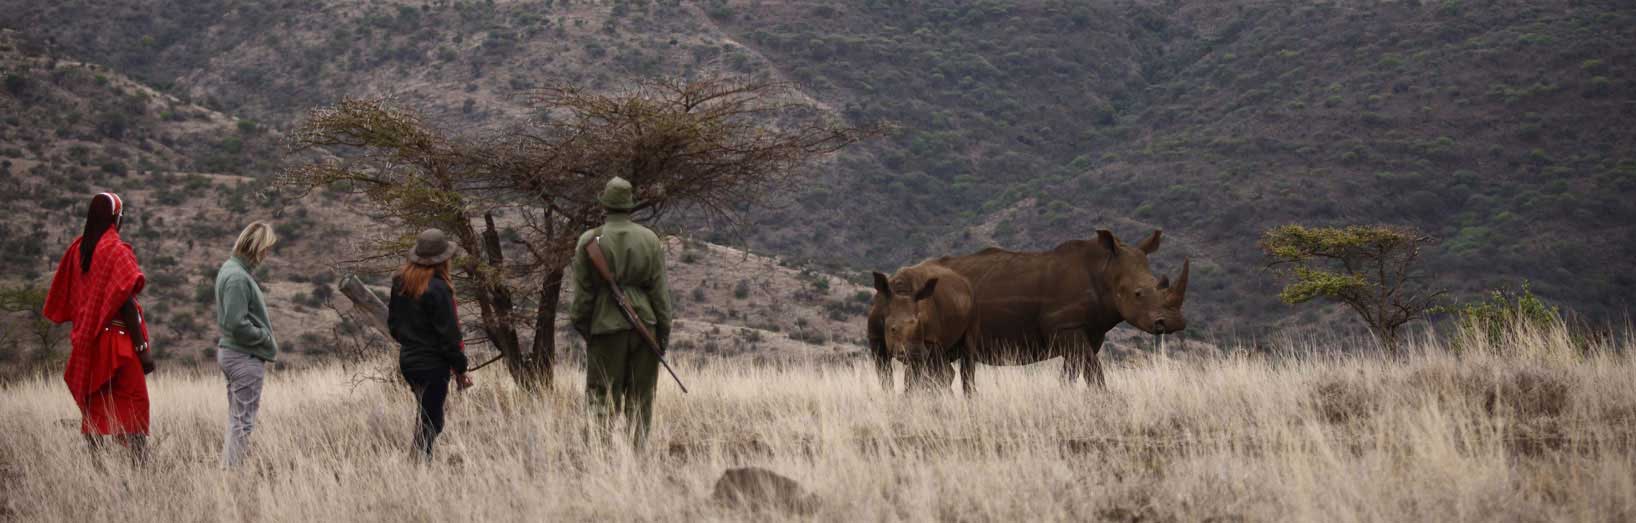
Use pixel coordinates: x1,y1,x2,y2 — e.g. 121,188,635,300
0,323,1632,522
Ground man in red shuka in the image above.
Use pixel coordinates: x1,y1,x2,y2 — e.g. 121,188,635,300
43,192,156,460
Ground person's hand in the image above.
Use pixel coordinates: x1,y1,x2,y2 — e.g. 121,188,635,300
138,346,155,375
456,373,474,391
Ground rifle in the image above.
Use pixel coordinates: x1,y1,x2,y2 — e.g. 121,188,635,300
585,236,689,394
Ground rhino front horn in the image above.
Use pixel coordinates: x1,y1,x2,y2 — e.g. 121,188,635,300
1165,258,1190,306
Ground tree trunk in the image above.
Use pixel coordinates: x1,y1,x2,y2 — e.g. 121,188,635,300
453,213,532,388
526,267,567,389
1373,324,1401,356
338,275,390,338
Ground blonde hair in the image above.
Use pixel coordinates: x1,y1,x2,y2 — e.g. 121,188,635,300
233,222,279,267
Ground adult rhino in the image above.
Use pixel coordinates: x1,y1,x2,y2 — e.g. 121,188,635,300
869,229,1188,388
868,261,980,395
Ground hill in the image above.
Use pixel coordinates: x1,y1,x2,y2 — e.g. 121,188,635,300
0,31,892,375
710,0,1636,334
1,0,1633,342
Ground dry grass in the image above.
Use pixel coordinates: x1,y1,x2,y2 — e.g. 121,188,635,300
1,325,1633,522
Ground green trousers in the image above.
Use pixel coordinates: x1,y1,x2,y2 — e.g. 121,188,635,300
585,329,660,446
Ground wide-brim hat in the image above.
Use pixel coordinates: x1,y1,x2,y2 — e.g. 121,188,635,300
407,228,462,266
599,176,637,211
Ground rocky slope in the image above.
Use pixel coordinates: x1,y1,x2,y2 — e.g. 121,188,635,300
2,0,1633,351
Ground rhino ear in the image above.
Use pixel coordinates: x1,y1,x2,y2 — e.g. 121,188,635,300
872,271,892,297
914,278,939,301
1096,230,1118,256
1138,230,1162,254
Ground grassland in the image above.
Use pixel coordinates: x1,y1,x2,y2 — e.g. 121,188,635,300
0,324,1631,522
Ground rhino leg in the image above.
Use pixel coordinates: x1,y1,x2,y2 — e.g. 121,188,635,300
1084,331,1107,388
905,351,954,393
1054,332,1086,384
869,336,893,392
1061,355,1082,383
958,340,976,397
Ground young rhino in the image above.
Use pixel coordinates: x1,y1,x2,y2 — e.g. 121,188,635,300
870,261,981,395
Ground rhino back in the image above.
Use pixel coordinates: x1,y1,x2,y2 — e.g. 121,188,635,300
935,243,1103,361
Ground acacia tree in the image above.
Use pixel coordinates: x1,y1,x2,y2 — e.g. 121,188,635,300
285,77,873,389
1260,224,1444,354
282,100,522,380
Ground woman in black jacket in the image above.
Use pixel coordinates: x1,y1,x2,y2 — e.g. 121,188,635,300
387,229,473,460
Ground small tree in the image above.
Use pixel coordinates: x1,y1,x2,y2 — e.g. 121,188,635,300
1439,281,1560,348
285,77,874,389
1261,224,1443,354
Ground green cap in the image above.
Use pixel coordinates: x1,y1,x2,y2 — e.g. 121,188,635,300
599,176,636,211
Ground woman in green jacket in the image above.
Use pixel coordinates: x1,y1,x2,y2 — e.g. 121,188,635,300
214,222,278,468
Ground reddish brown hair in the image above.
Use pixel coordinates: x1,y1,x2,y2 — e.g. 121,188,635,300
397,260,452,299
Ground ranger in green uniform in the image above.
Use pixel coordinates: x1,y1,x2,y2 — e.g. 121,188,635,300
570,177,673,446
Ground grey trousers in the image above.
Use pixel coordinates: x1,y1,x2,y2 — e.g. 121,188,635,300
218,349,266,468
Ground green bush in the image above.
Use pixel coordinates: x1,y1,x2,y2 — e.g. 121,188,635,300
1515,33,1551,46
1584,76,1612,98
1440,282,1559,347
2,74,29,96
1437,0,1462,17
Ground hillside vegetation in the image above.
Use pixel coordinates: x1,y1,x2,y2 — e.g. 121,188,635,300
713,0,1636,334
1,0,1632,340
1,325,1631,521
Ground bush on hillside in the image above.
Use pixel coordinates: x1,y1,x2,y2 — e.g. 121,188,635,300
1439,282,1559,348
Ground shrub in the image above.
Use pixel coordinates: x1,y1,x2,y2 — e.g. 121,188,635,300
810,277,830,294
1437,0,1462,17
1516,33,1551,46
733,279,750,299
2,74,28,96
1584,76,1612,98
312,283,334,303
1440,282,1560,349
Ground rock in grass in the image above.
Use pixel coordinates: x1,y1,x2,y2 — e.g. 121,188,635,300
710,467,818,514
